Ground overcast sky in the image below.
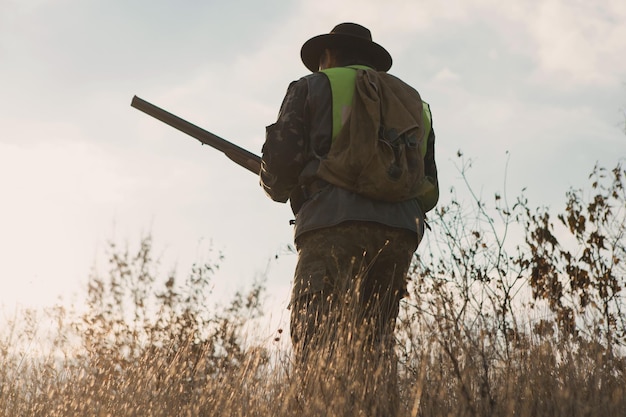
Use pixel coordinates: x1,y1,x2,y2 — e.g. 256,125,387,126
1,0,625,331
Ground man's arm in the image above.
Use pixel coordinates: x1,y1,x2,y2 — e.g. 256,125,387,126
260,78,309,203
419,119,439,213
424,127,438,189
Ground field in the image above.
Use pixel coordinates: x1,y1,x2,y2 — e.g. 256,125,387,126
2,162,624,416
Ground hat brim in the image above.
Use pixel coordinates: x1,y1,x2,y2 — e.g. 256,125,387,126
300,33,392,72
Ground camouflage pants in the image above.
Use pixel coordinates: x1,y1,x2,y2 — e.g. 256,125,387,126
290,221,419,417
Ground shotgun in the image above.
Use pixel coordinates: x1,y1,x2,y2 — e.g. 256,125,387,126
131,95,261,175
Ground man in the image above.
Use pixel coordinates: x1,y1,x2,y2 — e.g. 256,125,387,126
260,23,438,416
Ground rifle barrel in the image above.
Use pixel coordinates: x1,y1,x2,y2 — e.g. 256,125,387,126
131,95,261,175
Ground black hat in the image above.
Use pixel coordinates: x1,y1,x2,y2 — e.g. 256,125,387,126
300,23,392,72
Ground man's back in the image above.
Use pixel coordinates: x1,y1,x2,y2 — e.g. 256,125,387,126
259,22,438,417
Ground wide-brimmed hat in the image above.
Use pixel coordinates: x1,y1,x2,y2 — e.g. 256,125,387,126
300,23,392,72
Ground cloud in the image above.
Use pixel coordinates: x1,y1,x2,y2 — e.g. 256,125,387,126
433,67,461,83
1,0,624,313
526,0,626,86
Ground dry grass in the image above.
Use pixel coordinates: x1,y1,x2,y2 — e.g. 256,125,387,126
2,161,624,416
1,257,624,417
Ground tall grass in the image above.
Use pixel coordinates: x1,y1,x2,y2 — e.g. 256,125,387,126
1,161,625,416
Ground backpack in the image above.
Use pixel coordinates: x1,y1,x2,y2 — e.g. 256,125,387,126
315,67,436,208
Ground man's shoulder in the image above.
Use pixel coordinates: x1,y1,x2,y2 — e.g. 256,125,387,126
296,72,328,82
292,72,332,96
370,71,421,100
371,70,412,87
286,72,328,91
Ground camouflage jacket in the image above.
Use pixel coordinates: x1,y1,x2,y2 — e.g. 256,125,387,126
260,70,438,240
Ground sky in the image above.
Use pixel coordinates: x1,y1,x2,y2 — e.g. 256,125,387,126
1,0,625,333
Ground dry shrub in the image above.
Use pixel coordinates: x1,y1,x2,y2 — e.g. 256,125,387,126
395,157,626,417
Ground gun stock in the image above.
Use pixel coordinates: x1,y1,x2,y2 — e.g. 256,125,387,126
131,95,261,175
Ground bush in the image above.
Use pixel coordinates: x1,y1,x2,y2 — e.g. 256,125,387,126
397,156,625,416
